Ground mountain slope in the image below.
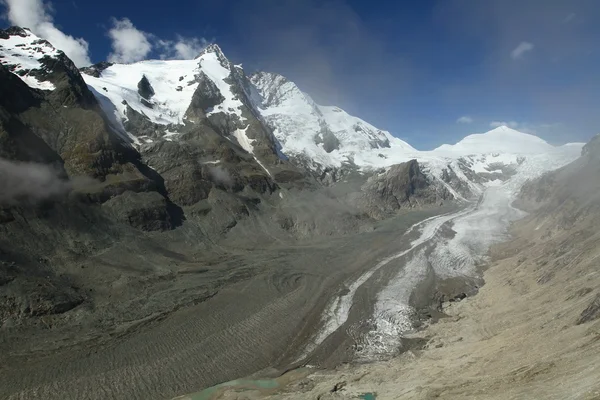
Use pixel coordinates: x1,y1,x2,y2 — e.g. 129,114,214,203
0,25,593,400
241,133,600,400
0,26,584,220
75,39,583,200
434,126,555,155
250,71,416,172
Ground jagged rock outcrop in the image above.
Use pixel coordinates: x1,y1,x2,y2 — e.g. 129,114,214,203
0,67,175,232
137,75,155,100
184,71,225,123
80,61,113,78
102,190,172,231
360,160,452,219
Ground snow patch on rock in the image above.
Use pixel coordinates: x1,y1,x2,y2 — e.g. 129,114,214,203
0,28,59,90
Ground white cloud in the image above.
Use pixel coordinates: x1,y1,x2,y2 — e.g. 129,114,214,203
456,116,473,124
157,36,208,60
510,41,534,60
107,18,152,63
1,0,91,67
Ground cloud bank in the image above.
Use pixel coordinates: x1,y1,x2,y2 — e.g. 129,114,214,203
1,0,91,67
107,18,208,62
456,116,473,124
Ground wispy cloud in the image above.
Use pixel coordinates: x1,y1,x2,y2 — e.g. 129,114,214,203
107,18,152,63
157,35,209,60
510,41,534,60
1,0,91,66
456,116,473,124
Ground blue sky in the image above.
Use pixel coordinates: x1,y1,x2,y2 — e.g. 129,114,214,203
1,0,599,149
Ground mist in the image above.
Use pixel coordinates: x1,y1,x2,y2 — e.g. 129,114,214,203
209,166,234,188
0,158,72,205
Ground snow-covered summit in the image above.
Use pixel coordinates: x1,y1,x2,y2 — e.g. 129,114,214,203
80,42,248,141
250,71,415,169
2,28,580,200
196,43,229,67
0,27,61,90
434,126,555,155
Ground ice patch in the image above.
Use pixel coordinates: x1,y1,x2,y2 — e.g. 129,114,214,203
230,126,272,177
232,126,254,154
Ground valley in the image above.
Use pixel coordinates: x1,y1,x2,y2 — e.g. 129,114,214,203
0,24,596,400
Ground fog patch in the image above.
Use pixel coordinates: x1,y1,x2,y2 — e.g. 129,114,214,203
209,166,233,188
0,158,95,205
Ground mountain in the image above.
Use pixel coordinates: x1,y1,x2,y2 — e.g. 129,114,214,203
249,71,416,174
0,26,593,400
0,25,585,224
434,126,555,155
230,133,600,400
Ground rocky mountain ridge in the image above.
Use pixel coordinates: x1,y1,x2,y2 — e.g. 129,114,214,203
0,24,584,338
0,25,594,400
2,27,583,203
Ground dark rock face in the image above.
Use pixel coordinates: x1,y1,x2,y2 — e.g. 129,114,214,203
314,128,341,153
39,53,98,108
137,75,155,109
360,160,451,219
141,127,277,207
0,47,178,232
102,190,172,231
0,26,30,39
123,104,168,139
80,61,114,78
184,72,225,123
441,165,472,199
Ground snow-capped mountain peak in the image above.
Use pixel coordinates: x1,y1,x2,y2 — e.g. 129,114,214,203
434,125,554,155
250,70,416,170
196,43,229,67
0,27,61,90
3,26,578,200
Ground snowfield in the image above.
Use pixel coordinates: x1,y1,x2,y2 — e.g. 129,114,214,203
0,28,60,90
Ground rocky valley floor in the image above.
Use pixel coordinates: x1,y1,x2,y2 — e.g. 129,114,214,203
1,206,458,400
191,202,600,400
